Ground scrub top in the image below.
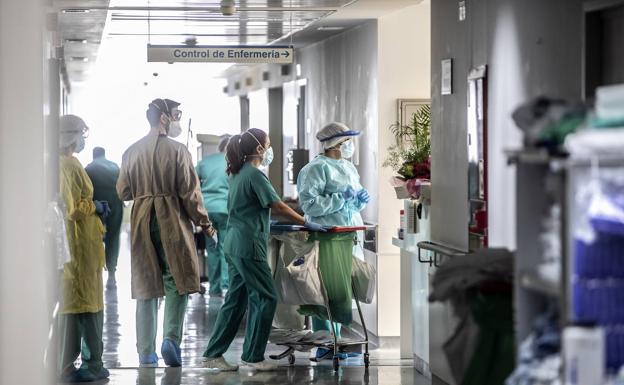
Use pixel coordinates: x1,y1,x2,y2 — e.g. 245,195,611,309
196,153,229,215
224,163,281,261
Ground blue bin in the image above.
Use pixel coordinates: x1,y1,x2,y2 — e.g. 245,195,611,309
573,279,624,324
574,234,624,279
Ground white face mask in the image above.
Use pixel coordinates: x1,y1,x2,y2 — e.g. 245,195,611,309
262,147,274,167
340,140,355,159
168,119,182,138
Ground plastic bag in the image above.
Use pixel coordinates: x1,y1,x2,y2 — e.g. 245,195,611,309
46,200,71,270
299,232,354,325
275,241,325,306
352,257,376,304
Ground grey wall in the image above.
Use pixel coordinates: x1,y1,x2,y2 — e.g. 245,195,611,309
431,0,583,251
297,21,379,223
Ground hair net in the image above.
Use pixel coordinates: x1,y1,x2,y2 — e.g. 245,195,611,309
316,122,361,150
59,115,88,149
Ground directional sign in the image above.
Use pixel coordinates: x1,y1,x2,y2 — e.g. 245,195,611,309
147,45,294,64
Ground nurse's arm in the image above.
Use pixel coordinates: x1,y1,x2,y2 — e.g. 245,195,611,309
269,201,306,226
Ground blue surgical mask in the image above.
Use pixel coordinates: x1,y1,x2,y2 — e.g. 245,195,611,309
75,136,86,153
340,140,355,159
262,147,274,167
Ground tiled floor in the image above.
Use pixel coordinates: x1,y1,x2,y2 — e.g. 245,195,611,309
72,232,429,384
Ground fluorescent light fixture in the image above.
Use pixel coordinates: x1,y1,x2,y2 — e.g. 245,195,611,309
71,57,89,62
317,26,345,31
66,39,88,44
61,9,91,13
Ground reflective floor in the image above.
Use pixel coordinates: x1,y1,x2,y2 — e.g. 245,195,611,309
80,232,427,384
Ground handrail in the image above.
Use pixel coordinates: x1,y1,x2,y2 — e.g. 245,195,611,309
417,241,468,267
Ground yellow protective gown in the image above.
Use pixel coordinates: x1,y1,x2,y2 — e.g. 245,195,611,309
59,155,106,314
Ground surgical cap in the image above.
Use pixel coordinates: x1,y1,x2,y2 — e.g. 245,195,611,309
59,115,87,149
316,122,361,150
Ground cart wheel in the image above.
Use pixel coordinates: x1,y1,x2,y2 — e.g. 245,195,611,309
333,356,340,371
289,354,296,365
364,353,370,368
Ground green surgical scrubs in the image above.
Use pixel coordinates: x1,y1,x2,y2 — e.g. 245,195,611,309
203,162,281,363
136,208,188,357
85,157,124,273
196,153,230,295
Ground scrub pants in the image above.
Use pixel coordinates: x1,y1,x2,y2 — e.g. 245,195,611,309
203,256,278,363
104,203,123,273
136,210,188,357
313,318,342,339
59,311,104,375
205,213,229,295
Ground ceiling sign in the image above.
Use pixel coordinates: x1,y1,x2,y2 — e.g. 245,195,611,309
147,45,294,64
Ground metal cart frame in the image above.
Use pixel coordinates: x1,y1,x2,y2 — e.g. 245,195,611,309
269,230,371,371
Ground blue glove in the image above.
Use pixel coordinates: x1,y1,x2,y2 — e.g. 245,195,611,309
304,220,331,232
357,189,370,204
95,200,111,220
342,186,357,201
94,200,104,214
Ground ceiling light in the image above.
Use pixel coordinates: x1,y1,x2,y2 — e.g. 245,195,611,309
71,57,89,62
317,26,345,31
61,9,91,14
220,0,236,16
66,39,88,44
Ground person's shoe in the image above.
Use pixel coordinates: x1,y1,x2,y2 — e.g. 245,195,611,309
201,356,238,371
94,367,110,380
161,338,182,367
61,368,97,383
139,352,159,367
315,348,348,361
240,360,279,371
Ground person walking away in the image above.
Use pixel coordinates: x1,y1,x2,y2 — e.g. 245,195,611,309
58,115,110,382
201,128,329,372
116,98,215,368
196,135,231,297
297,122,370,360
85,147,123,277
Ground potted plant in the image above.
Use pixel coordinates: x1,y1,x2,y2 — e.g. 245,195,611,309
383,104,431,199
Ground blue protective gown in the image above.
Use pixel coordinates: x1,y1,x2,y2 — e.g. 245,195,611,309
297,155,365,227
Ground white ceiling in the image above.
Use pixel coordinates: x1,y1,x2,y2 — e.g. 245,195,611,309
54,0,423,86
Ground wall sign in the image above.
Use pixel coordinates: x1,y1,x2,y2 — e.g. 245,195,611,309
147,45,294,64
441,59,453,95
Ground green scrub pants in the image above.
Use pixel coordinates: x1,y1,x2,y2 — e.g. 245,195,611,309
205,213,229,295
136,210,189,357
313,318,342,339
59,311,104,375
203,256,278,363
104,202,123,273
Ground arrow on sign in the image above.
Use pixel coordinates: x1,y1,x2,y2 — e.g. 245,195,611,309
282,50,291,58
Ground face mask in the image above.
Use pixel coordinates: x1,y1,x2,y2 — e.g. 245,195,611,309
75,136,86,153
168,119,182,138
262,147,274,167
340,140,355,159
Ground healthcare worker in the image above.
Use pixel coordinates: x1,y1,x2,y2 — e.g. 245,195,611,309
116,98,215,368
58,115,110,382
85,147,123,276
297,122,370,360
196,135,231,297
201,128,328,372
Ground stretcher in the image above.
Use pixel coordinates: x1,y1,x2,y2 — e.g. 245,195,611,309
268,224,371,371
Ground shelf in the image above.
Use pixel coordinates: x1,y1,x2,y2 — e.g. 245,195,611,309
519,271,560,298
392,237,404,248
505,148,567,165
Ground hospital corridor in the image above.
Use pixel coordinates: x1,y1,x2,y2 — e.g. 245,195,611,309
1,0,624,385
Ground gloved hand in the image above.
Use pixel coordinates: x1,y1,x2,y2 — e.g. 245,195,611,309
357,189,370,204
342,186,357,201
94,200,111,220
304,220,332,233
